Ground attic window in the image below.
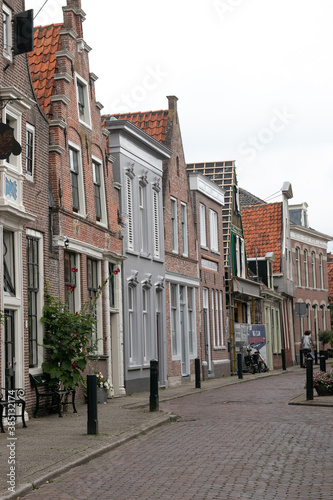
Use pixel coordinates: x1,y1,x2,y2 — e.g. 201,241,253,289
76,74,91,128
3,4,12,61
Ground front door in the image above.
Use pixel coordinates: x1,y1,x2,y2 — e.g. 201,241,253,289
180,304,189,376
203,289,211,374
4,309,15,390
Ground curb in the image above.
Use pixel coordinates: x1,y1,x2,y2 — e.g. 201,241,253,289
1,414,176,500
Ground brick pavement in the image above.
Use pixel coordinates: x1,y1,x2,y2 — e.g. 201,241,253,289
8,369,333,500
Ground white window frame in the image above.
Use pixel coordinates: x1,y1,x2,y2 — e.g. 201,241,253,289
171,197,178,253
87,258,103,354
304,249,309,287
295,247,301,287
311,251,316,289
181,202,188,257
209,209,218,252
170,283,179,357
4,105,22,170
75,73,92,128
199,203,207,248
69,142,85,217
142,287,149,363
211,289,216,348
3,3,12,61
25,123,35,179
319,253,324,289
92,156,107,225
128,286,135,363
187,287,195,355
26,230,44,374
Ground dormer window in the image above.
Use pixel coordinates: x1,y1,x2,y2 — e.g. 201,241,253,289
76,74,91,127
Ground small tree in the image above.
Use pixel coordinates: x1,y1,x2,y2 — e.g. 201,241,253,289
318,330,332,350
41,269,111,389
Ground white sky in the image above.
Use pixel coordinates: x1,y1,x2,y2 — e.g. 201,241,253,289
26,0,333,251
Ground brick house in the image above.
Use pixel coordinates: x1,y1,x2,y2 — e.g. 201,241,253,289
188,172,230,379
28,0,124,400
241,184,297,368
289,202,332,356
0,0,49,418
103,96,200,387
186,161,261,373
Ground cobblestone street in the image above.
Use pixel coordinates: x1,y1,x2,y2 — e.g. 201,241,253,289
20,370,333,500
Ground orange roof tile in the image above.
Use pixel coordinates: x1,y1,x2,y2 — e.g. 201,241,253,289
28,24,62,117
241,202,283,273
102,110,169,143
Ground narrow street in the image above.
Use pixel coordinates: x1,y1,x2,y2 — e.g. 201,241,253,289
21,371,333,500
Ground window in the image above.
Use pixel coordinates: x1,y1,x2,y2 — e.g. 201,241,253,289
142,288,149,362
319,254,324,289
322,305,326,331
211,289,216,347
92,160,102,221
109,263,115,309
126,174,133,250
5,107,20,168
304,250,309,287
199,203,207,247
267,261,273,290
87,258,99,348
187,288,194,355
171,284,178,355
209,209,218,252
171,198,178,253
295,247,301,286
3,230,15,296
3,4,12,60
311,251,316,289
152,189,160,258
27,236,39,367
76,74,91,127
219,290,224,346
181,202,188,256
69,146,82,213
26,124,34,177
64,252,77,313
128,286,135,362
234,234,246,279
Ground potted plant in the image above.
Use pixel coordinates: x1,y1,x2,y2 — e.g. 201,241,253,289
95,372,112,403
313,370,333,396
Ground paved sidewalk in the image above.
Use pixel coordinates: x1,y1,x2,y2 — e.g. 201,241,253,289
0,365,331,500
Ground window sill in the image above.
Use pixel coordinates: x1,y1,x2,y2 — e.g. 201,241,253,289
201,245,209,251
78,118,92,130
128,365,142,371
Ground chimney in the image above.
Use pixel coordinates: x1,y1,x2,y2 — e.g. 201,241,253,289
167,95,178,112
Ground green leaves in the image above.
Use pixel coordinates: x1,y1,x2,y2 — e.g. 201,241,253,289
41,278,109,389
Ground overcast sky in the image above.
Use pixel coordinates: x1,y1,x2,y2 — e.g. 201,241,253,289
26,0,333,251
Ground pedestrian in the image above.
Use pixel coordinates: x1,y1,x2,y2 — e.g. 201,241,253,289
301,330,313,366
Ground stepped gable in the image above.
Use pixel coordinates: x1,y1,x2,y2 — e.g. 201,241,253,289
102,110,169,143
28,24,62,118
241,202,283,274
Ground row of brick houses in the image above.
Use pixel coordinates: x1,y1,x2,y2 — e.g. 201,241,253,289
0,0,332,421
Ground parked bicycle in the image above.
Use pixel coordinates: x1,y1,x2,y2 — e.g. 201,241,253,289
244,344,269,374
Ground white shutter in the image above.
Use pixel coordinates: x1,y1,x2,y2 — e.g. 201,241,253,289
126,176,133,250
153,190,159,258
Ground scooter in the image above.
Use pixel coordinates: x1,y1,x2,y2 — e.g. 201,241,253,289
244,344,259,374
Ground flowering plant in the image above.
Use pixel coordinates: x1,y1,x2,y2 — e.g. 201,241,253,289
313,370,333,389
95,372,112,391
41,268,109,389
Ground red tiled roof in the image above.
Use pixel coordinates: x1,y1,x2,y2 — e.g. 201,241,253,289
28,24,62,117
102,110,169,143
241,202,283,273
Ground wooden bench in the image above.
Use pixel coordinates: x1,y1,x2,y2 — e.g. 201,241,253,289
0,387,27,433
29,373,77,418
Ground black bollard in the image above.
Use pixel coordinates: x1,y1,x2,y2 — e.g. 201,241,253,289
306,357,313,401
150,359,159,412
237,353,243,379
300,349,304,368
195,358,201,388
281,348,286,371
87,374,98,435
314,349,318,365
320,355,326,372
